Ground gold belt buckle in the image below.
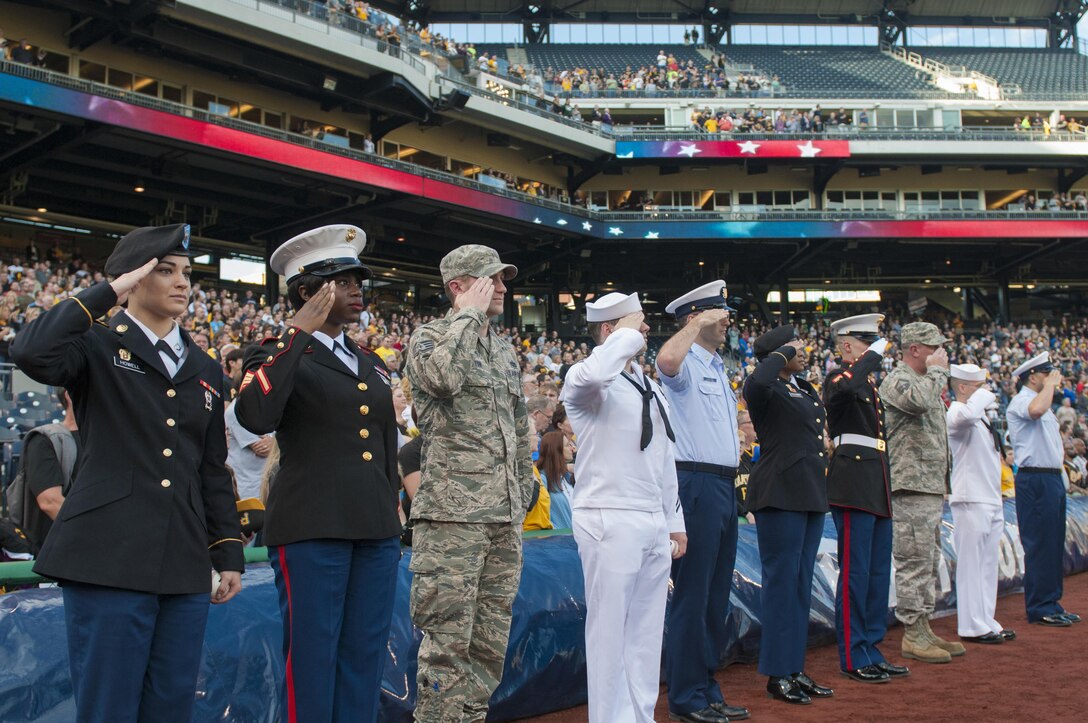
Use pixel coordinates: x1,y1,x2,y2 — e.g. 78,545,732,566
876,439,886,452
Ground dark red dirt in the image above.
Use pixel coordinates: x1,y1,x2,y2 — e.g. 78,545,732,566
523,572,1088,722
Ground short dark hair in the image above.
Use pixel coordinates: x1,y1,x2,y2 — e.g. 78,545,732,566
287,275,327,312
587,319,619,345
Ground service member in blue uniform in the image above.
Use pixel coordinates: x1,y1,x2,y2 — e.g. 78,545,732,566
1006,351,1081,627
824,314,909,684
235,225,402,723
656,280,749,723
743,325,833,705
11,223,244,723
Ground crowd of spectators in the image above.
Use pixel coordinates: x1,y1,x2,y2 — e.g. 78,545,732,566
5,244,1088,525
1004,191,1088,212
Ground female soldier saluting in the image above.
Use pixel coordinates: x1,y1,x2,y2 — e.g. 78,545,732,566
11,223,244,723
235,225,401,723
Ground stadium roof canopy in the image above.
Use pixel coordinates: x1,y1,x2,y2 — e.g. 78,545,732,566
375,0,1070,26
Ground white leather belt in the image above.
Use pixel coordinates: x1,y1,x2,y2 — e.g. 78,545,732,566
833,433,887,452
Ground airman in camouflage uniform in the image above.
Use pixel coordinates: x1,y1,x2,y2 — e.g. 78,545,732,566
404,244,535,723
879,321,966,664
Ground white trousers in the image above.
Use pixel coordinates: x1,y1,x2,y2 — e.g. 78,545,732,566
951,502,1005,637
573,508,671,723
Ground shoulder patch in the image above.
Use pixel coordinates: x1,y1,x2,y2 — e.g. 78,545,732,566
417,339,435,354
895,379,911,393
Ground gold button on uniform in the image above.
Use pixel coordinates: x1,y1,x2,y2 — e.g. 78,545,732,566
359,429,369,439
161,479,171,488
855,455,862,460
277,342,285,349
163,448,173,457
819,452,825,457
267,355,274,362
288,328,296,335
817,435,823,440
167,389,177,398
117,324,129,332
358,383,368,391
166,418,176,427
362,452,373,461
359,405,369,415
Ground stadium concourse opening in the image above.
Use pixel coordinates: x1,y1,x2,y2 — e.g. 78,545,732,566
2,0,1088,720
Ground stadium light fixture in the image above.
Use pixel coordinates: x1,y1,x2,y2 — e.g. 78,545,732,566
323,75,338,92
133,179,146,193
36,207,47,213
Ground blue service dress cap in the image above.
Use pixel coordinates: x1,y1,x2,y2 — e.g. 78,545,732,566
664,279,735,319
104,223,190,276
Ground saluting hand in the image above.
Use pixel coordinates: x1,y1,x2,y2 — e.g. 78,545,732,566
694,308,730,329
212,570,242,604
1045,369,1063,387
453,277,495,315
614,311,645,332
291,281,335,334
109,258,159,305
925,347,949,369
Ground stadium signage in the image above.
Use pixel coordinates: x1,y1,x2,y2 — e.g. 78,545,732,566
615,139,851,159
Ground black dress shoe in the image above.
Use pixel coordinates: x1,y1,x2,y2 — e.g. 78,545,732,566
668,707,728,722
1032,614,1072,627
792,671,834,698
1000,629,1017,641
766,677,811,705
875,661,911,678
961,632,1004,644
709,701,751,720
1060,612,1082,623
840,665,890,683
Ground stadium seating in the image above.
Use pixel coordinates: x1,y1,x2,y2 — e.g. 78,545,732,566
716,45,934,95
910,48,1088,94
477,43,708,78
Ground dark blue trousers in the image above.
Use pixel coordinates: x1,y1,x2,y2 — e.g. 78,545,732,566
754,508,824,677
269,536,401,723
665,470,738,714
1014,471,1067,621
62,582,209,723
831,507,892,671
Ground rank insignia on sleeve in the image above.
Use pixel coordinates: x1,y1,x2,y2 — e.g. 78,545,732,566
240,371,255,391
417,340,434,354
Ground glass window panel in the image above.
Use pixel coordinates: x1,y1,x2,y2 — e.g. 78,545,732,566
714,192,732,209
133,76,158,96
107,68,133,90
845,191,861,201
961,193,981,210
192,90,215,110
862,190,878,201
916,111,934,128
774,190,791,206
826,191,844,207
921,191,940,210
40,50,68,73
792,191,810,209
79,61,106,83
755,191,773,205
161,84,183,103
882,191,897,201
239,105,262,123
263,111,283,129
877,109,895,128
737,192,755,205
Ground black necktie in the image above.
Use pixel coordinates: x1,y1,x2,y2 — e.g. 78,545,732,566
982,419,1002,453
155,339,179,365
623,372,676,451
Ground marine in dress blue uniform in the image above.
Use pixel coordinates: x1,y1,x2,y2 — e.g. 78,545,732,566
1006,352,1081,627
823,314,909,684
235,225,402,723
657,281,748,723
11,224,245,723
742,325,833,705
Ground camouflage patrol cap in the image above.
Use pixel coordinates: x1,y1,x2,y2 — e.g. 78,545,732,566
900,321,947,347
440,244,517,284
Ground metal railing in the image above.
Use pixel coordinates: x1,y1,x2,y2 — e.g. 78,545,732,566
596,208,1088,222
618,125,1088,142
219,0,435,77
5,60,1088,224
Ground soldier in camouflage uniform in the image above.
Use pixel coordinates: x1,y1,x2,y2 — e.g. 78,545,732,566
879,321,966,664
404,244,535,723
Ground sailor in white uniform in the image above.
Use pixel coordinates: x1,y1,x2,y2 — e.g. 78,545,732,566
560,291,687,723
946,364,1014,644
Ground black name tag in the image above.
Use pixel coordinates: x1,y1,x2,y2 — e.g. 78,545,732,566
114,357,145,374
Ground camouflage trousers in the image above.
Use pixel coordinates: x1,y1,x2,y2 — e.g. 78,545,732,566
891,491,945,625
409,520,523,723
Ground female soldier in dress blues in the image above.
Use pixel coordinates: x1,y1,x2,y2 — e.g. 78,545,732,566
235,225,401,723
11,223,244,723
743,325,833,705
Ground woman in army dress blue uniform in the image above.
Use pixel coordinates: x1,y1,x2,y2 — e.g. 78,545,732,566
11,224,244,723
743,325,833,705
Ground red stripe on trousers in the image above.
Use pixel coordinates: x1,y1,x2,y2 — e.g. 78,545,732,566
278,546,298,723
842,511,853,671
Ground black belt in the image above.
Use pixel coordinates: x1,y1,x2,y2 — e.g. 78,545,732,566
676,462,738,477
1019,466,1062,475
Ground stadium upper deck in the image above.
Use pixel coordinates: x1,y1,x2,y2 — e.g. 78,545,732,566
2,0,1087,321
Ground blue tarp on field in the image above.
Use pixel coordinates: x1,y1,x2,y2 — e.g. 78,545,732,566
4,497,1088,721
